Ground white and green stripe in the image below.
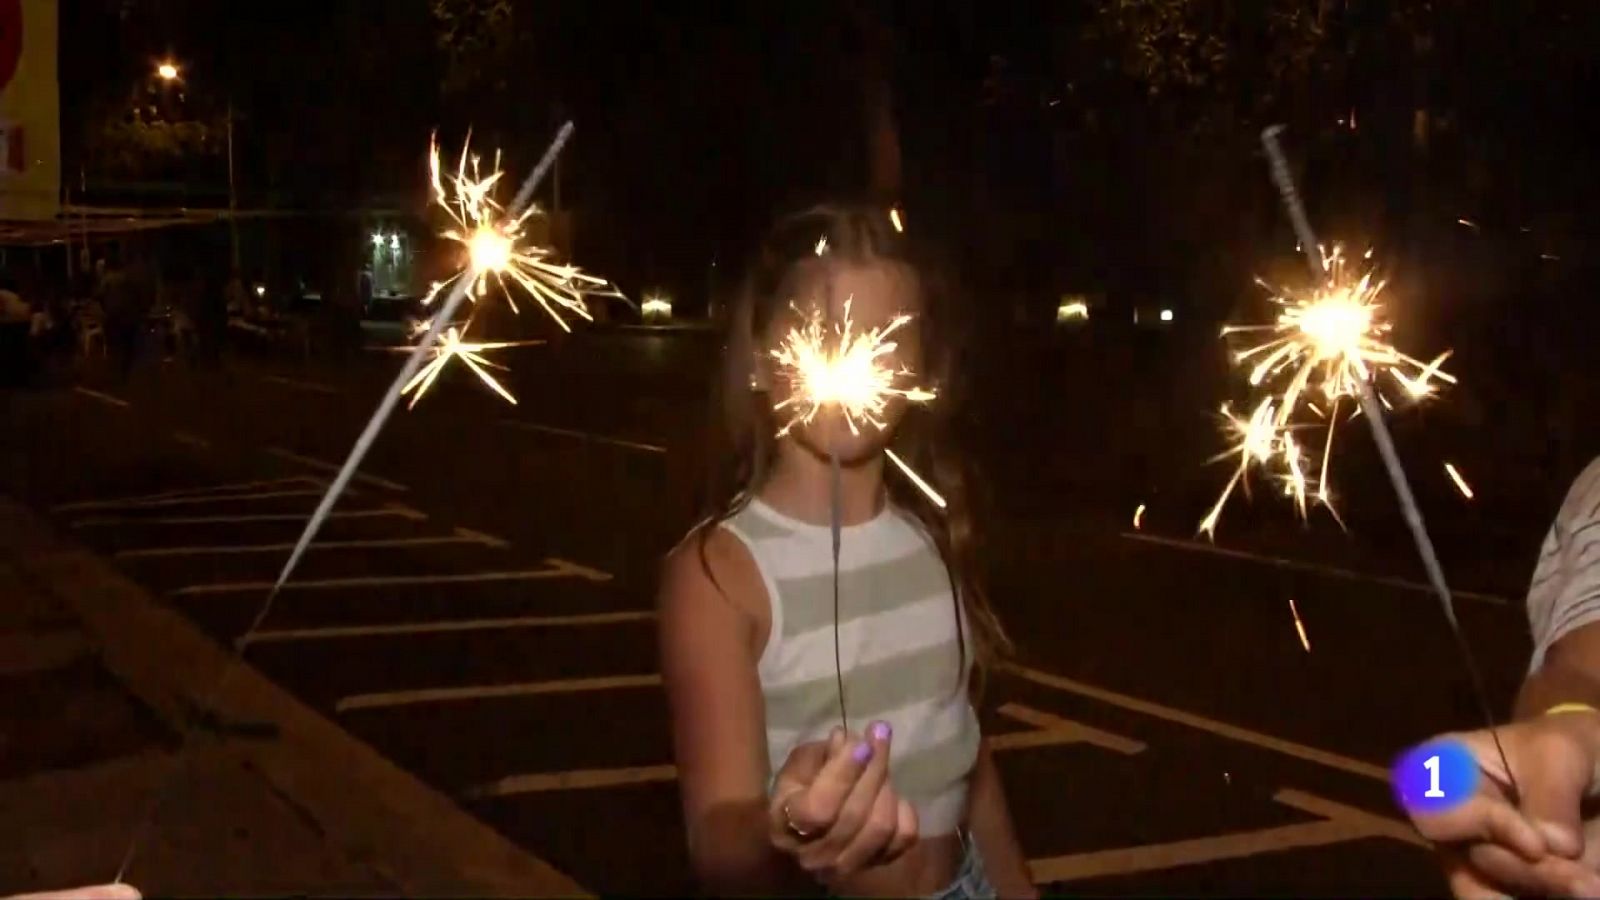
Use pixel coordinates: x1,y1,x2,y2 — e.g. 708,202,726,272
721,497,978,836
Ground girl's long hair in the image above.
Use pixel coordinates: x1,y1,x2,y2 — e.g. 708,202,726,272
693,204,1012,693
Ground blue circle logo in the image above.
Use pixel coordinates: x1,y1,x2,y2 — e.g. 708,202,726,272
1393,738,1479,815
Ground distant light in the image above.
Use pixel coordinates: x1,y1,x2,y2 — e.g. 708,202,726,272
888,207,904,233
1541,252,1561,261
254,284,266,297
642,292,673,321
1055,298,1089,323
156,62,180,81
1159,308,1174,322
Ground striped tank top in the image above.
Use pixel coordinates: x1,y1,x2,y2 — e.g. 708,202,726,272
720,496,980,836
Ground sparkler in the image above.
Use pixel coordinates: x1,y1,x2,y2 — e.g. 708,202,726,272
771,299,937,435
1253,124,1516,793
114,123,579,885
422,133,624,331
1288,596,1311,652
1200,244,1457,537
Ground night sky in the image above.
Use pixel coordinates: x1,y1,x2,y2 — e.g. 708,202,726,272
54,1,1600,319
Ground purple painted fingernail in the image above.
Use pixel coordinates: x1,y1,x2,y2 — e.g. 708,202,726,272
851,741,873,763
871,721,891,742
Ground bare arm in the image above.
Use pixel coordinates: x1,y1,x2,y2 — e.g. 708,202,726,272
658,530,810,895
1516,621,1600,718
966,739,1037,899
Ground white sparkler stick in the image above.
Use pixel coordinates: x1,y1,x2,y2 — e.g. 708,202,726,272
114,122,576,884
1260,125,1514,786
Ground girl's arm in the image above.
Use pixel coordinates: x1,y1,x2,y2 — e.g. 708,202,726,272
967,739,1039,899
658,530,812,895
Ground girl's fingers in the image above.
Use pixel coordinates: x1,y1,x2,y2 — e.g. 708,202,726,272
880,796,919,863
786,729,876,836
819,721,893,856
831,777,901,875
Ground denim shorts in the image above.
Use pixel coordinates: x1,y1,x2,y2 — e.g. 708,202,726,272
927,831,995,900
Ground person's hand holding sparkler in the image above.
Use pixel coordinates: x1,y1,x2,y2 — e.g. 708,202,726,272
1404,714,1600,898
768,724,920,884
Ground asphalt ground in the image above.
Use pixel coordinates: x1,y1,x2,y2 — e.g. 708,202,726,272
0,331,1559,895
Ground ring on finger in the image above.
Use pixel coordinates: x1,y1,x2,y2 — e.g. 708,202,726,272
783,802,812,840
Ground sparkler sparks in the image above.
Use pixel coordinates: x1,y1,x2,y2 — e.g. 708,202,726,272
1132,503,1146,530
1444,462,1474,500
389,325,539,408
1288,596,1311,652
422,134,623,333
769,298,943,508
1200,244,1457,536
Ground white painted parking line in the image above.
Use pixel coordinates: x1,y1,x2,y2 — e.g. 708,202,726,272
460,694,1140,800
72,503,425,529
993,703,1146,755
172,557,608,596
58,488,326,513
499,419,668,455
266,446,410,492
1006,664,1387,782
243,610,655,645
1120,531,1508,606
115,526,504,560
1028,787,1422,884
467,764,679,798
53,477,324,512
335,673,662,713
72,387,130,408
171,431,212,450
261,374,338,395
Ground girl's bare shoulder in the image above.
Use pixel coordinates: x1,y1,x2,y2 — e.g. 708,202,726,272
660,522,772,629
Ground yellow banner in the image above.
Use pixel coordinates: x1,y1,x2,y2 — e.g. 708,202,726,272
0,0,60,221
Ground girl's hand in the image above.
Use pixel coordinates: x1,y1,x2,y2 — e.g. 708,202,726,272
767,722,919,883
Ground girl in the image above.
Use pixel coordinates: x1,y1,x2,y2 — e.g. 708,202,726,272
659,206,1035,898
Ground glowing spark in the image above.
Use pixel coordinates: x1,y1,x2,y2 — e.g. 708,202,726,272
770,298,942,508
422,134,623,333
1288,596,1311,652
1445,462,1474,500
886,448,946,509
156,62,179,81
889,208,904,233
1457,218,1480,231
1132,503,1146,530
389,325,540,409
815,235,829,256
1203,244,1457,534
1056,300,1089,323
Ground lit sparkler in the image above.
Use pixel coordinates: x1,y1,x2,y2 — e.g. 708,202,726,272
1252,125,1517,791
1200,243,1457,535
422,133,624,332
1132,503,1146,530
769,297,943,508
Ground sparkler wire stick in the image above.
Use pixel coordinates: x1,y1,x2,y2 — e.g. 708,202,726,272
830,450,849,732
1260,126,1517,793
113,122,576,885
